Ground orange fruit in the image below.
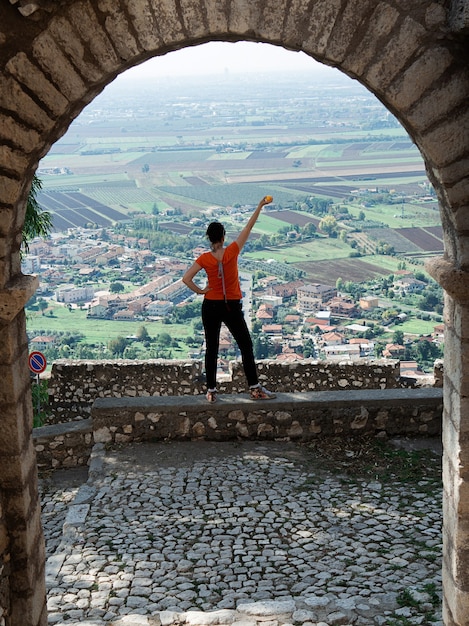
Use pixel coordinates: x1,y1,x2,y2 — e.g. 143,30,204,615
265,195,273,203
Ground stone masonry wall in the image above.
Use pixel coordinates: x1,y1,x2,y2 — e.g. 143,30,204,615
32,359,440,473
91,389,443,447
0,498,8,626
47,358,412,423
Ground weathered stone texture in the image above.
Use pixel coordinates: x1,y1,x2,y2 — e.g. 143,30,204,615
406,69,469,132
66,1,121,74
126,0,165,51
0,498,9,626
342,4,400,78
5,54,69,118
317,0,374,64
301,0,343,57
32,31,87,102
89,388,443,448
387,46,454,112
365,17,427,91
0,75,53,133
33,419,93,470
46,358,407,422
422,110,469,169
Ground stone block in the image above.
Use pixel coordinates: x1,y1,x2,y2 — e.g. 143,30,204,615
387,46,453,112
422,109,469,168
66,2,120,73
5,53,68,118
48,17,104,83
0,440,37,489
369,17,427,90
317,0,374,64
100,3,141,61
32,31,86,102
286,0,338,54
126,0,165,51
407,68,469,133
0,114,41,154
0,75,52,132
341,4,399,77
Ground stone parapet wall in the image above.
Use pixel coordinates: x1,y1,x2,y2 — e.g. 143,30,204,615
33,387,443,471
47,358,415,423
33,419,93,472
92,389,443,446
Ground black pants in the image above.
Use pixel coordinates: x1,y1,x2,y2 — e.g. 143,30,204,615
202,299,258,389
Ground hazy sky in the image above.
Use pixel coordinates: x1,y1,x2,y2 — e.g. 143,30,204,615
125,41,338,79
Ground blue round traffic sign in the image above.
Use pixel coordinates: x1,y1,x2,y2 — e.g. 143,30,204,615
29,351,47,374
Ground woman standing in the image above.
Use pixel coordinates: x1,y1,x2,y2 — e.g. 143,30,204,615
183,196,276,402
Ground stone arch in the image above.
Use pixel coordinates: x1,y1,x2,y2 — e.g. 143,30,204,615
0,1,468,625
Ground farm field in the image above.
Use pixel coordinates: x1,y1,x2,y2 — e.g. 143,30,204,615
294,257,391,284
27,305,192,352
388,318,439,336
36,73,444,283
246,238,351,263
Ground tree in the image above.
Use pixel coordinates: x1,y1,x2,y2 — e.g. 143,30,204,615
22,175,53,254
38,299,48,316
108,336,129,357
136,325,150,341
392,330,404,345
109,282,125,293
319,215,338,237
156,332,172,347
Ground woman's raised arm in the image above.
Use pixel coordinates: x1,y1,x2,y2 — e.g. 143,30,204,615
235,196,273,251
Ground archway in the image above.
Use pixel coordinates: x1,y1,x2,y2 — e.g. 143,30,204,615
0,2,468,625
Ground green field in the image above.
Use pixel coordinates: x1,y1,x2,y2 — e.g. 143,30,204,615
246,237,351,263
347,202,440,229
27,304,193,346
388,318,438,336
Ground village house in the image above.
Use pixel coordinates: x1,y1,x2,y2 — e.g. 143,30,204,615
359,295,379,310
261,323,283,337
382,343,406,358
284,314,301,324
55,285,94,304
321,331,345,346
306,315,336,333
327,296,358,317
156,279,191,304
297,283,337,313
256,303,274,322
72,245,106,264
433,323,445,342
349,337,375,357
270,279,304,298
146,300,174,316
393,275,427,294
29,335,56,350
323,343,361,360
400,360,423,377
127,297,151,313
113,309,136,321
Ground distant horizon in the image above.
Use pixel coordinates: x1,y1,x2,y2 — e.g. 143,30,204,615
121,41,341,81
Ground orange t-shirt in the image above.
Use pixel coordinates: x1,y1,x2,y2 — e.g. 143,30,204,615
196,241,242,300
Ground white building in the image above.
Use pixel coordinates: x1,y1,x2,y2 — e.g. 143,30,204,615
56,285,94,303
146,300,174,316
21,255,40,274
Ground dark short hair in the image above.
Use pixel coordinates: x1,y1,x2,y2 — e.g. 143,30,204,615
206,222,225,244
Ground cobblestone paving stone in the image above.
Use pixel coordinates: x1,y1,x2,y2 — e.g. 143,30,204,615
40,441,443,626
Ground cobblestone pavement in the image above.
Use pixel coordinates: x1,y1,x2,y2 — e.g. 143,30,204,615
40,440,443,626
